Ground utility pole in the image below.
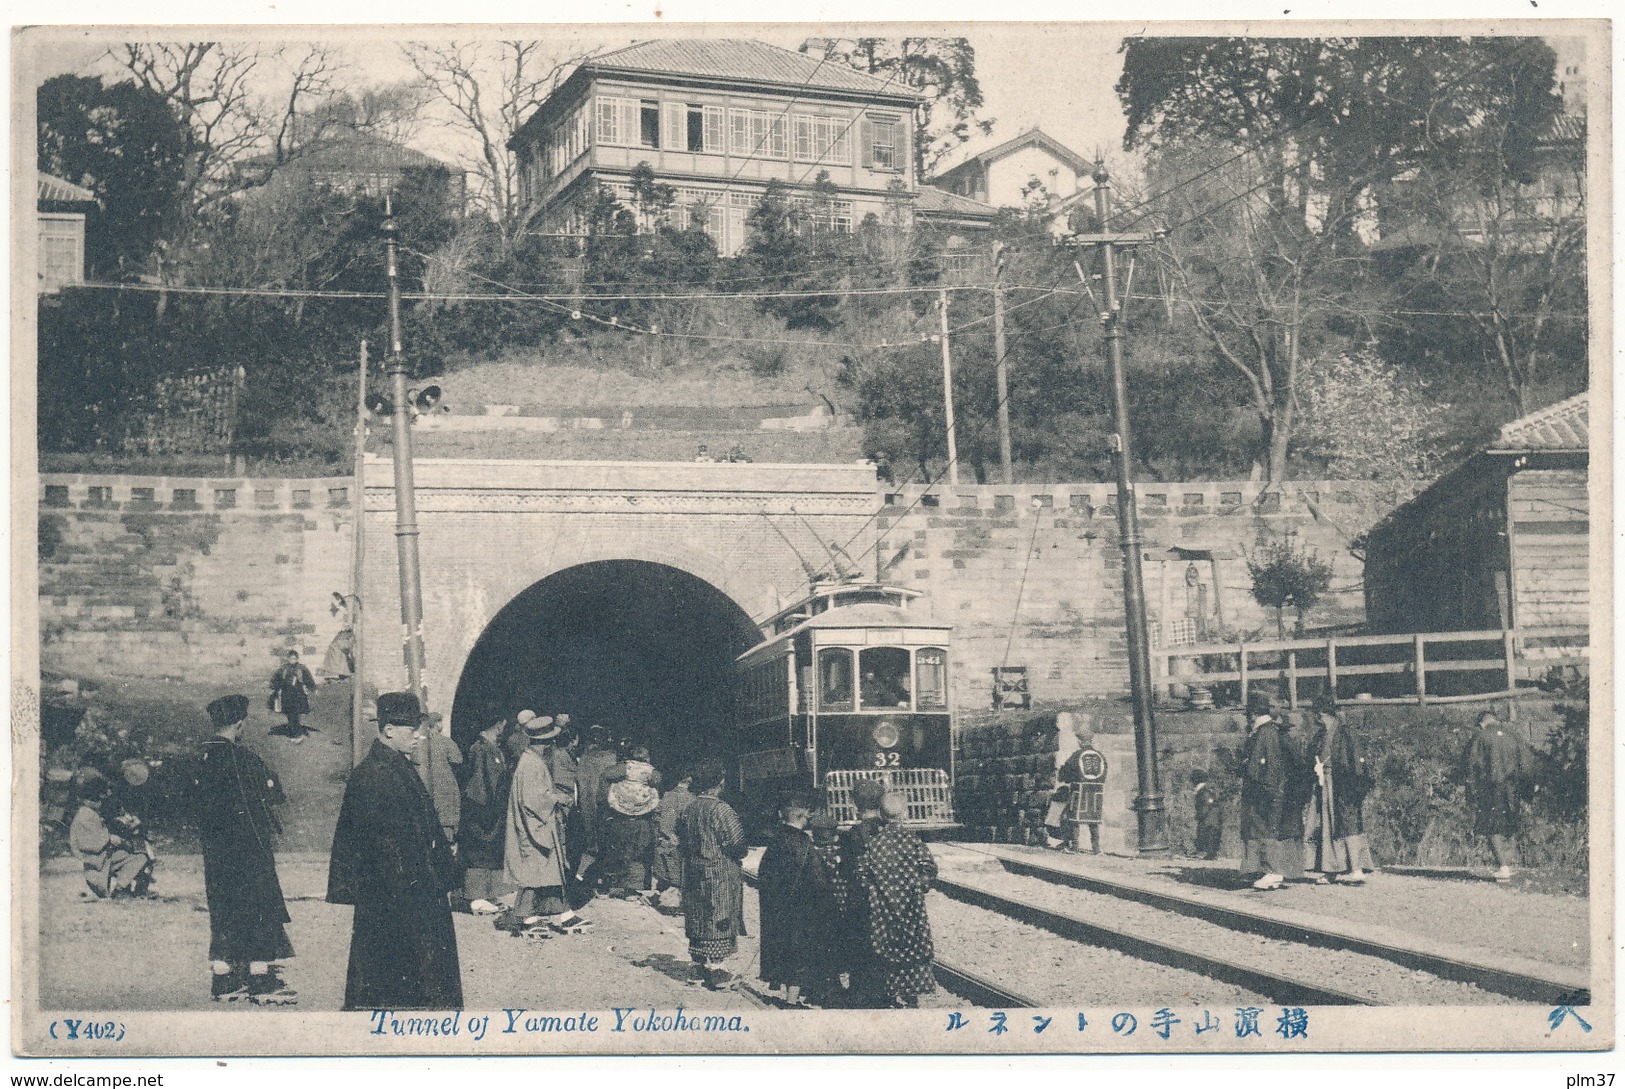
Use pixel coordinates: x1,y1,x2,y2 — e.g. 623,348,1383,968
992,241,1013,485
382,200,427,707
1065,161,1168,856
351,340,369,767
937,287,960,486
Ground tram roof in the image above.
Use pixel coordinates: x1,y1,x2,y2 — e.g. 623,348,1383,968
758,581,923,630
737,602,951,665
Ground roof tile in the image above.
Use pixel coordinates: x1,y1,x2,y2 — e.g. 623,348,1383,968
588,39,913,98
1497,390,1588,450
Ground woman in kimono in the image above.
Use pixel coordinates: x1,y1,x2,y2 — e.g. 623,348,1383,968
601,743,662,899
676,758,747,990
847,790,938,1008
757,792,838,1005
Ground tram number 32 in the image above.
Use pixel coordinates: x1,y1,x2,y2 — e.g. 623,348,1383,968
873,751,902,767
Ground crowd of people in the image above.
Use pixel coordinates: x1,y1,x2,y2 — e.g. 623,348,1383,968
67,673,1537,1011
70,688,940,1010
1226,689,1538,890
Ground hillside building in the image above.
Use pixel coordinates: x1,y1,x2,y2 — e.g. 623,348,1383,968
929,126,1091,212
36,172,95,294
509,38,993,256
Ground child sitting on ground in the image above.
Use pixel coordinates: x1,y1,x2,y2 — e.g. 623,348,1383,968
68,769,155,899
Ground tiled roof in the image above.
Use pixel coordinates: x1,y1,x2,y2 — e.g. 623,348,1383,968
914,185,997,220
587,39,914,98
38,172,94,203
1495,390,1588,451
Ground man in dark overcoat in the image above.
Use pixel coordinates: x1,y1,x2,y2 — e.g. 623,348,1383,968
1238,690,1306,890
459,716,512,914
757,792,837,1004
327,692,463,1010
193,694,296,1004
1464,709,1538,881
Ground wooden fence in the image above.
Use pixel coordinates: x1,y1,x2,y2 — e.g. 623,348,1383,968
1153,626,1589,710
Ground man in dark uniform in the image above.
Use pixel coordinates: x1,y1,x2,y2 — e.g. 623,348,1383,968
327,692,463,1010
1238,690,1306,890
193,694,297,1004
1464,709,1538,881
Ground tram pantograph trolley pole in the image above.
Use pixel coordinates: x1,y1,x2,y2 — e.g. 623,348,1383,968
1061,160,1169,856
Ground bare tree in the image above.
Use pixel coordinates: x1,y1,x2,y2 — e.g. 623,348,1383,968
1150,148,1383,483
402,40,589,247
112,42,347,215
1395,126,1587,415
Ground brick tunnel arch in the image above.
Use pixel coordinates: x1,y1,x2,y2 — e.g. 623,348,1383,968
448,560,763,772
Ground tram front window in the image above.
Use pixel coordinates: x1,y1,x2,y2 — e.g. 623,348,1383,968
859,646,912,709
818,647,854,711
916,647,947,710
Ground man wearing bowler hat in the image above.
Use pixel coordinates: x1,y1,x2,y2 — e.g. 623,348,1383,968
327,692,463,1010
193,694,297,1004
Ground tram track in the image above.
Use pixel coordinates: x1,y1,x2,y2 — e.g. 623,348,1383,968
931,870,1375,1007
973,846,1589,1006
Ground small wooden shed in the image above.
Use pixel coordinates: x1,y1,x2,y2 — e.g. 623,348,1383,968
1364,392,1589,638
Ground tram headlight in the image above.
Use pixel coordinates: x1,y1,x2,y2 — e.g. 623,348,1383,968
872,720,901,749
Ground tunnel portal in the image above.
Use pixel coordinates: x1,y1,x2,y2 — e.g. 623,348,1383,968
449,560,764,773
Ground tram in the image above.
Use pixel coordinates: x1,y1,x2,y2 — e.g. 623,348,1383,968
733,581,956,828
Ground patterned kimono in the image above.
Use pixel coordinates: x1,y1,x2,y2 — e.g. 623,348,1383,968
676,793,747,962
848,820,938,1004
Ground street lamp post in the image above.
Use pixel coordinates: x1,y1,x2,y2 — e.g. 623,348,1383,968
382,201,427,707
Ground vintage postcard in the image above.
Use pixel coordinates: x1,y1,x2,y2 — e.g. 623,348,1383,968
9,15,1613,1059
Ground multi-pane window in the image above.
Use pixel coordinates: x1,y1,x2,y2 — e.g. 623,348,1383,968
794,114,852,165
864,114,902,171
795,196,853,235
915,648,948,710
729,109,787,159
596,96,642,148
678,103,727,153
537,102,589,185
38,214,84,292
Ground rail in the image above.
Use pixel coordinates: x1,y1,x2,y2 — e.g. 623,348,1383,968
1152,626,1588,709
